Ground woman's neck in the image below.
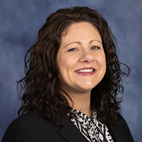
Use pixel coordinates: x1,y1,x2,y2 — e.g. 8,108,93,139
63,91,92,117
74,104,92,118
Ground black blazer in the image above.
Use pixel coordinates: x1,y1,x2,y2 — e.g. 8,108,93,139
2,109,134,142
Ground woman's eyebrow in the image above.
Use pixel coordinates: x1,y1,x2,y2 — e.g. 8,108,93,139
90,39,102,44
64,41,81,48
64,40,102,48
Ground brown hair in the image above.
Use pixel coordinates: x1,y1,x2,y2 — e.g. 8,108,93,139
17,7,130,125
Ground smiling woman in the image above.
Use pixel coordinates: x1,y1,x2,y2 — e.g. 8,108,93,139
2,7,134,142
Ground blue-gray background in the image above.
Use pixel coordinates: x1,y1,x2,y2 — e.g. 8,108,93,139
0,0,141,141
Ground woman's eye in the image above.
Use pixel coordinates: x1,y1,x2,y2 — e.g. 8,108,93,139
92,46,100,50
68,48,78,52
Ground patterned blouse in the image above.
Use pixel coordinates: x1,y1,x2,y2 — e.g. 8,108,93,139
70,109,114,142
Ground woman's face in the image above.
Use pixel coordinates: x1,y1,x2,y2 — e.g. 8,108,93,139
57,22,106,95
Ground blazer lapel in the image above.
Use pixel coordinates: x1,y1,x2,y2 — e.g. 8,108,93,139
56,115,88,142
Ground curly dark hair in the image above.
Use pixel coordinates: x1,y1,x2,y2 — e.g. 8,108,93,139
17,6,130,125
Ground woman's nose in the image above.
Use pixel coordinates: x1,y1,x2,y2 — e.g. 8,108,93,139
78,51,94,63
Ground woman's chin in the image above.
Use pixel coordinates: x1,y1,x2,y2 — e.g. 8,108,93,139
77,82,96,90
77,85,94,93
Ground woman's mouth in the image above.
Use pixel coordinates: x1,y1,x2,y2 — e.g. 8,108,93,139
75,68,96,76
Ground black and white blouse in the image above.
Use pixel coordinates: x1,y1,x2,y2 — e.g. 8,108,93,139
70,109,114,142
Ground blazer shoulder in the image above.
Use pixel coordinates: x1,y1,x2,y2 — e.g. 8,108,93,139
7,109,52,131
2,109,39,142
118,117,134,141
108,116,134,142
2,109,61,142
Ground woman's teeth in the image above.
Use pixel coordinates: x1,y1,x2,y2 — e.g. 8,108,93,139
76,69,94,72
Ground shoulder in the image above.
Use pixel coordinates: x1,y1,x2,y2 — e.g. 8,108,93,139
12,109,52,127
9,109,55,132
108,116,134,142
2,109,61,142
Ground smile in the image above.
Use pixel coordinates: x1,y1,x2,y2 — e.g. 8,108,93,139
76,69,94,72
75,68,96,76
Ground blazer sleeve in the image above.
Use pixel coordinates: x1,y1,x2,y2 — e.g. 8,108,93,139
2,120,35,142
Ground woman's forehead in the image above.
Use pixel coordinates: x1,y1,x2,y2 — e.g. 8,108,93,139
60,22,102,46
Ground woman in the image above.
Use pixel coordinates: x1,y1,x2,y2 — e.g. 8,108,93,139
2,7,134,142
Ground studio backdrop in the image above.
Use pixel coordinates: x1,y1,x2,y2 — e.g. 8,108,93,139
0,0,142,141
